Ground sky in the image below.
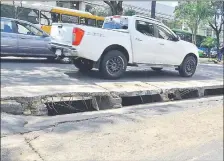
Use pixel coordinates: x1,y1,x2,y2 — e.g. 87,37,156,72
157,1,178,7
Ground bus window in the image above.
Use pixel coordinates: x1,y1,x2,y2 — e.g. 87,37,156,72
51,13,60,23
80,17,86,25
61,14,79,24
80,17,96,26
17,7,39,24
86,18,96,26
97,20,104,28
1,4,16,18
40,11,52,25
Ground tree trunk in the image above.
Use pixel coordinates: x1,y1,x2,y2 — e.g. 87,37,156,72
216,31,220,53
151,1,156,19
104,1,123,16
192,28,197,45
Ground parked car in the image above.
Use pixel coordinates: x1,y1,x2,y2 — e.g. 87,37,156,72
1,17,56,60
50,15,199,79
210,47,218,58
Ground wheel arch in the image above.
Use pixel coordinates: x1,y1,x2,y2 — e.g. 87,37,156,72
183,53,198,65
101,44,130,62
95,44,130,69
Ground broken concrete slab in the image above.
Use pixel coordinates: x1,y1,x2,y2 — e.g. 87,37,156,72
1,84,110,100
1,80,223,116
1,100,24,115
96,81,162,96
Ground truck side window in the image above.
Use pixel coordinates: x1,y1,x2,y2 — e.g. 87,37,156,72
157,25,174,40
136,20,155,37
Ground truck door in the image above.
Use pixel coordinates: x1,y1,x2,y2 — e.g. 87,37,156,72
153,24,183,65
131,20,161,64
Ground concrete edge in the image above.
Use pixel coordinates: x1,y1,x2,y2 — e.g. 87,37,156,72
1,96,223,137
1,81,223,116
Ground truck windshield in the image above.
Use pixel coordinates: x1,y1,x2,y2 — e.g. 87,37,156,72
102,17,128,30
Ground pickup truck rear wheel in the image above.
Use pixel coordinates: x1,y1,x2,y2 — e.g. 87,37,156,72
73,58,93,72
100,50,127,79
178,55,197,77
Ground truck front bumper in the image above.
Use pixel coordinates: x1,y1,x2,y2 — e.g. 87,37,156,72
50,42,78,57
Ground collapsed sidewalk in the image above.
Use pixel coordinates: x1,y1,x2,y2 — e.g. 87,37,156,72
1,79,223,116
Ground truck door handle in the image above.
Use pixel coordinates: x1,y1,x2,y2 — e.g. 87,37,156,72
136,38,142,41
58,24,63,28
159,43,164,45
20,37,27,39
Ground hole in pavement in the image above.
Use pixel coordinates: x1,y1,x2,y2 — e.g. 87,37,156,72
45,99,96,116
168,89,199,101
178,89,199,99
122,94,162,106
168,93,176,100
204,88,224,96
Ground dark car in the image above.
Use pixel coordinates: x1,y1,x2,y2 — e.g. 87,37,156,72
1,17,56,60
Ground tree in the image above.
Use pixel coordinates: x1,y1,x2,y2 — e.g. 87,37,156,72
124,8,136,16
86,5,110,17
151,1,156,19
104,1,123,15
85,4,92,12
175,0,211,45
207,1,224,51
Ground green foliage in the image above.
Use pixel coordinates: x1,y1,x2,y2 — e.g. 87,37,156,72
85,5,110,17
207,1,224,51
164,19,182,29
174,0,212,44
124,8,136,16
201,37,217,48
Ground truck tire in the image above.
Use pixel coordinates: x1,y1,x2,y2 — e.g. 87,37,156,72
151,67,163,71
100,50,127,79
73,58,93,72
178,55,197,77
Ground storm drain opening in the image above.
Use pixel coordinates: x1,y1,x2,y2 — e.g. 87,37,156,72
45,99,96,116
204,88,224,96
167,89,199,101
178,89,199,99
122,94,162,106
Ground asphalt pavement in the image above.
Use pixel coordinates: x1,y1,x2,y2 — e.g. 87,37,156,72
1,58,223,87
1,96,223,161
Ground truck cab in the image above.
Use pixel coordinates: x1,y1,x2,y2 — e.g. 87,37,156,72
50,15,199,79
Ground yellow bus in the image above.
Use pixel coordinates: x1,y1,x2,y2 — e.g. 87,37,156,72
1,2,105,34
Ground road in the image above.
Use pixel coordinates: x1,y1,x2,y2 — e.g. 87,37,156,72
1,58,223,87
1,96,223,161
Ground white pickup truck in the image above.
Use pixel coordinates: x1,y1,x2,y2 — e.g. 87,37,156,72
50,15,199,79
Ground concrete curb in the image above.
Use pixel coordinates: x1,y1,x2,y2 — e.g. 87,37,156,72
1,96,223,137
1,80,223,116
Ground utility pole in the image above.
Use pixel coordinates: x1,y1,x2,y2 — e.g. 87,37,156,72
151,1,156,19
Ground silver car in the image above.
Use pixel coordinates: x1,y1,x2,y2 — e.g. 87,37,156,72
1,17,56,60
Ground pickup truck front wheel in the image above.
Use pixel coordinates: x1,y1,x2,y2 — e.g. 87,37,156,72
73,58,93,72
100,50,127,79
178,55,197,77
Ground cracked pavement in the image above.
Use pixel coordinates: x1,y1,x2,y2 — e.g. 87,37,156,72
1,96,223,161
